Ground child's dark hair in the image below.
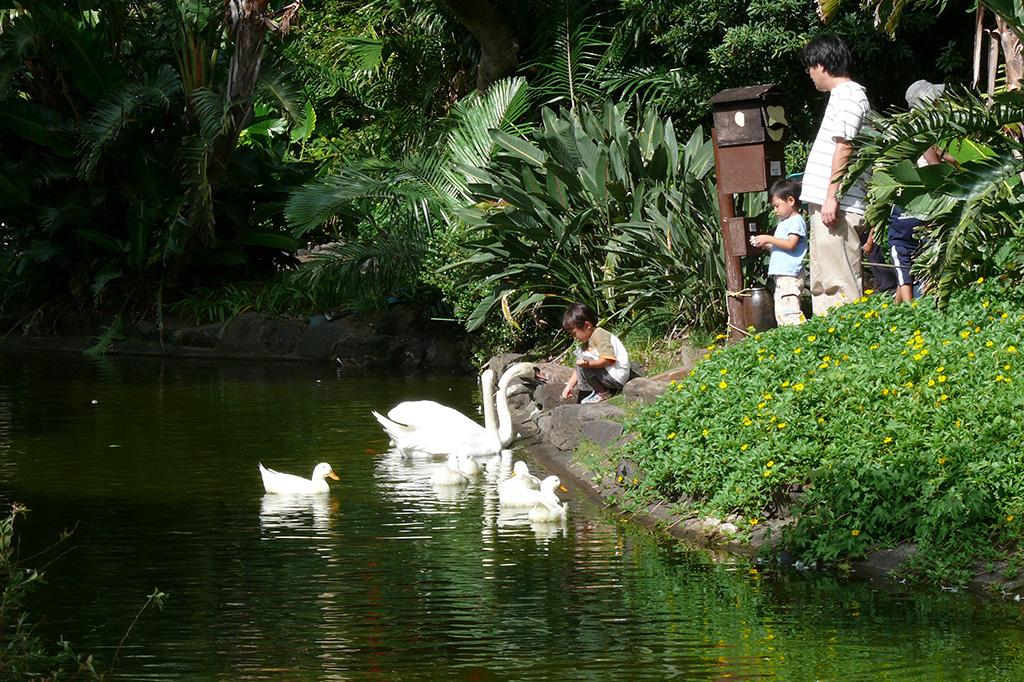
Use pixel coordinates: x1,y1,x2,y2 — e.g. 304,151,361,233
800,36,852,77
769,177,801,203
562,302,598,331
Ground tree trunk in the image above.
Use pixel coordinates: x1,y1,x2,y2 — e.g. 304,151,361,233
440,0,519,92
996,16,1023,90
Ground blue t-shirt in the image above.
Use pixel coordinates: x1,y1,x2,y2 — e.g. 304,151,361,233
768,214,808,276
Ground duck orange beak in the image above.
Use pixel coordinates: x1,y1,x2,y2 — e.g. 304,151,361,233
327,470,340,480
558,485,568,493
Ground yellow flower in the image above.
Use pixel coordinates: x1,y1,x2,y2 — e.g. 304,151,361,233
883,436,893,444
667,432,676,439
766,460,774,468
938,375,947,383
968,352,975,358
983,300,990,309
632,478,639,485
777,422,787,429
1008,346,1018,354
740,443,750,451
905,381,914,388
1001,312,1008,319
890,326,898,333
702,428,710,438
720,368,728,375
960,330,971,339
986,340,995,347
869,344,879,350
851,529,861,537
763,470,772,477
1005,364,1012,371
763,393,773,400
750,518,759,526
719,380,729,390
757,347,766,354
977,276,985,283
715,333,728,340
1008,515,1015,522
617,475,624,483
955,419,962,428
882,389,889,396
938,457,947,465
996,374,1005,383
828,326,836,334
793,383,805,392
794,347,803,354
742,417,753,426
913,353,923,361
757,401,767,409
781,381,790,388
928,379,936,387
865,289,874,295
806,334,817,342
700,384,708,391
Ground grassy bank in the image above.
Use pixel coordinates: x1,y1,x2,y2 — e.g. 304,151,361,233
615,278,1024,586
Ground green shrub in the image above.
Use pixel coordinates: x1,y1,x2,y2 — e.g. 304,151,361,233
449,102,731,338
619,278,1024,585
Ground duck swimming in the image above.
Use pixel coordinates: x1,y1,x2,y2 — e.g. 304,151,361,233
258,462,339,495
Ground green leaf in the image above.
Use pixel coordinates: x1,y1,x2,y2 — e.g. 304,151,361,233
491,130,548,166
77,229,126,254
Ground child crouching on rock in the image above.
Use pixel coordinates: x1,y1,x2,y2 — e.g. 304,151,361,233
560,302,631,404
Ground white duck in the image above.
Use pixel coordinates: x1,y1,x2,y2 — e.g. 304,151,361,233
529,476,568,523
259,462,339,495
373,363,540,457
457,453,482,478
431,454,470,487
498,461,544,507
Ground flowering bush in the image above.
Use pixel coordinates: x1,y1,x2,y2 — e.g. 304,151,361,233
619,278,1024,585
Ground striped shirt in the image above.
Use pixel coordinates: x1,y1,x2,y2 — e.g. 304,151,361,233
800,80,871,215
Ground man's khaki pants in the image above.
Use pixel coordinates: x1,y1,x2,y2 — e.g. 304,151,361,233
808,204,866,316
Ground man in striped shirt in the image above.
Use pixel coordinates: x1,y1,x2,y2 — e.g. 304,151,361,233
799,36,871,316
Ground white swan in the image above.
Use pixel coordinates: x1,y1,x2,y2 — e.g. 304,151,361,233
498,461,544,507
259,462,339,495
431,453,470,487
373,363,540,457
529,476,568,523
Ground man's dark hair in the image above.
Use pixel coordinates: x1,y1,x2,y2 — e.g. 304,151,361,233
800,36,852,77
562,302,598,331
769,177,801,203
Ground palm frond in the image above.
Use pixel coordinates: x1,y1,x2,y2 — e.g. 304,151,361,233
77,65,181,178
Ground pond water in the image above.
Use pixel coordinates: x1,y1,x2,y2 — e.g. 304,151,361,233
2,353,1024,680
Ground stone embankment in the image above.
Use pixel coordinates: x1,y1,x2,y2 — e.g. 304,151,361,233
2,306,470,372
492,354,1024,598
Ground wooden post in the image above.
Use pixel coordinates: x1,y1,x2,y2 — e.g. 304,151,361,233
711,128,747,343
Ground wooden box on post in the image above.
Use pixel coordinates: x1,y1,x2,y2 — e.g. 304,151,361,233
710,83,789,342
723,217,761,257
709,84,788,194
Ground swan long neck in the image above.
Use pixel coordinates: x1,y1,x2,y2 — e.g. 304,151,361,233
496,380,514,446
481,370,497,433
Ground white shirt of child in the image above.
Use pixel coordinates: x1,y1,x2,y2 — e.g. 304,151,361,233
800,80,871,215
768,214,808,276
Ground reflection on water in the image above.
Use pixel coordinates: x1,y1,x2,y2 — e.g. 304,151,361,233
2,354,1024,680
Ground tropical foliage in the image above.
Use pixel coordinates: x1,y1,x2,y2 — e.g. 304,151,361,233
617,278,1024,585
449,103,726,335
838,0,1024,303
0,1,311,327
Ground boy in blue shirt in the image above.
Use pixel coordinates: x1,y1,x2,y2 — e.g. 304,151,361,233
751,178,808,326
